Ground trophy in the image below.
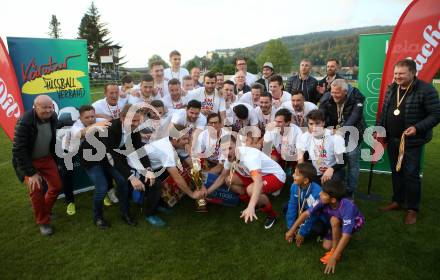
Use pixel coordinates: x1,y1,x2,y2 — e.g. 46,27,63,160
191,158,208,212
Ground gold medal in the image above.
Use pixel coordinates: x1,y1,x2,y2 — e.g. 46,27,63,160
393,109,400,116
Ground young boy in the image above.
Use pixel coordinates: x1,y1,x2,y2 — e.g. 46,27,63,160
296,109,345,185
285,163,322,246
287,178,365,274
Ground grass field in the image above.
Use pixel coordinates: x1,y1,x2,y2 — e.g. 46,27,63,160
0,86,439,280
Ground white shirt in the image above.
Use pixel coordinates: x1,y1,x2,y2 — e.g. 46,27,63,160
154,80,170,98
92,98,127,119
162,94,186,113
253,106,276,130
238,91,259,108
171,108,207,130
296,129,346,175
145,137,178,170
270,91,291,109
127,94,160,105
281,101,318,127
264,124,302,161
230,71,257,86
164,67,190,84
226,102,258,129
62,118,106,152
223,146,286,183
194,128,231,162
187,87,226,113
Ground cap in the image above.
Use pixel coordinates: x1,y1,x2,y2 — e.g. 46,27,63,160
262,62,274,70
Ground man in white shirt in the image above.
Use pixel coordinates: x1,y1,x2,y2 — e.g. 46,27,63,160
239,83,263,108
205,135,286,229
187,72,226,120
296,109,346,185
145,125,205,206
181,75,194,97
254,92,276,134
164,50,189,84
119,75,134,98
263,108,302,169
190,66,203,88
269,75,291,109
92,83,128,120
150,60,169,98
194,113,230,174
216,72,224,90
128,74,157,105
226,102,258,133
230,56,257,85
171,100,207,133
162,78,186,113
281,89,318,128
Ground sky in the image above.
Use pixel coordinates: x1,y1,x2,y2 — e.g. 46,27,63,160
0,0,412,67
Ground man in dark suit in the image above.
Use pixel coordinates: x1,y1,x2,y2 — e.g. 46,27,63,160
81,103,154,229
377,59,440,224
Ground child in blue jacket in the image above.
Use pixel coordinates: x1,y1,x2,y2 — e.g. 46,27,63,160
285,162,323,246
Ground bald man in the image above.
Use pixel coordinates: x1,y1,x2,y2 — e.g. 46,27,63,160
12,95,62,236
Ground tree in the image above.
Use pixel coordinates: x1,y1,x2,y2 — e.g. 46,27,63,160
78,1,112,62
256,39,292,74
48,15,61,38
147,54,169,69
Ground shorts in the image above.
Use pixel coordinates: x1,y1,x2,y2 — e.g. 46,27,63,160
235,171,284,194
323,215,365,240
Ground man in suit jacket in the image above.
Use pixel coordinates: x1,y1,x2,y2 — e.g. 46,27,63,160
81,103,154,229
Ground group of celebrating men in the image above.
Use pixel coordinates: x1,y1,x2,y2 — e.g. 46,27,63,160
11,50,440,242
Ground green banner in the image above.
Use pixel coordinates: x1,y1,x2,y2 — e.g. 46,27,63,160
358,33,391,173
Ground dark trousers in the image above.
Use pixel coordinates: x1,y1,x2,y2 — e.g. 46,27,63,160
85,164,130,220
387,138,423,211
25,155,62,225
57,156,75,204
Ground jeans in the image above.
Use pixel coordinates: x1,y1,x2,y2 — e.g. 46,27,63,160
345,146,360,195
387,138,423,211
86,164,130,220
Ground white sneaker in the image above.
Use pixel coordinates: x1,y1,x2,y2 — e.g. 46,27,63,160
108,188,119,203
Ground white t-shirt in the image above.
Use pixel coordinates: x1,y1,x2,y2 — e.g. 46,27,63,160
186,87,226,113
226,103,258,129
145,137,178,170
164,67,190,84
154,80,170,99
162,94,186,112
281,101,318,127
171,108,207,130
194,128,231,162
253,106,276,130
296,129,346,175
238,91,259,108
230,71,257,86
92,98,127,119
270,91,291,109
223,146,286,182
62,118,106,152
264,124,302,160
127,94,160,105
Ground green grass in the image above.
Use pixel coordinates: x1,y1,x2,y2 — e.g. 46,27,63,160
0,88,439,279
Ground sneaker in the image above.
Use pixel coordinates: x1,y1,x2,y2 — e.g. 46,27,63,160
320,249,342,264
66,202,76,216
103,195,112,207
145,215,166,227
39,224,54,236
157,206,173,214
264,216,277,229
108,188,119,203
94,218,111,230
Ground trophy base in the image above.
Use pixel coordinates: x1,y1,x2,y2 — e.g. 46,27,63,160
195,199,208,213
